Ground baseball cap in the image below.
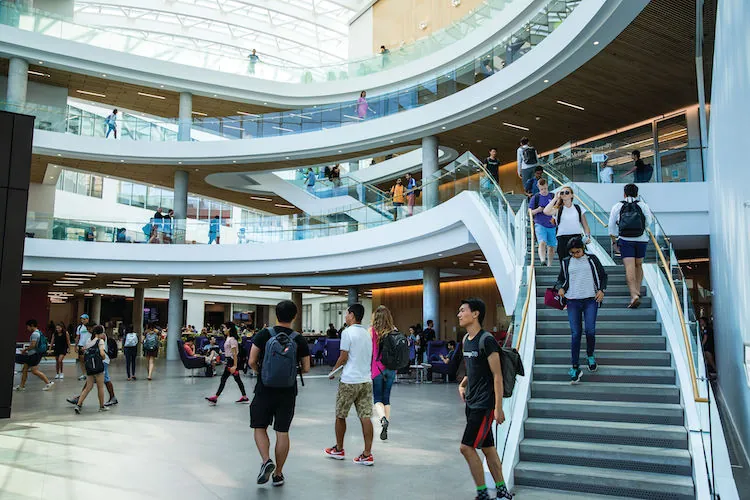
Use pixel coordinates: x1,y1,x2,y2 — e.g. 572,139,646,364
80,314,89,319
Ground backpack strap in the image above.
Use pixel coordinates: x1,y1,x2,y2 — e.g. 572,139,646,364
574,204,582,225
477,331,495,355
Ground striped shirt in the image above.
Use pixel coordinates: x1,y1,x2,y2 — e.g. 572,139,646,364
566,255,596,300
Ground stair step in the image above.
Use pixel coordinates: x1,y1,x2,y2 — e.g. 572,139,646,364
514,462,694,499
536,308,656,321
534,349,671,366
536,274,630,285
524,418,688,449
536,335,666,350
536,321,662,335
519,439,692,476
533,365,675,384
536,296,653,308
536,285,646,297
531,381,680,404
527,398,684,425
535,266,626,277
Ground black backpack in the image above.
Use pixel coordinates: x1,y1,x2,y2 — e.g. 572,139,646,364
380,331,410,370
522,146,538,165
107,338,118,359
618,200,646,237
84,340,105,375
464,332,525,398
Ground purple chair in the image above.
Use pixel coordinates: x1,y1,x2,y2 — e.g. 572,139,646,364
177,340,208,377
325,339,340,366
309,338,327,365
195,335,208,352
427,341,449,381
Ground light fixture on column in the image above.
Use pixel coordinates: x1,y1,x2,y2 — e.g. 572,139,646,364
451,0,461,6
418,21,428,30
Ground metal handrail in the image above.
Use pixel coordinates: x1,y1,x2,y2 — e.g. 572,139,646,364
476,162,514,215
648,229,708,403
514,215,536,351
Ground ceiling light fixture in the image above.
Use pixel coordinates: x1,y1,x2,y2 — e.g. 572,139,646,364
502,122,530,131
543,79,549,83
65,273,96,278
556,100,585,111
251,196,272,202
101,74,107,77
275,204,296,209
209,285,231,289
593,41,600,45
27,70,50,78
492,106,498,110
259,285,282,289
236,111,260,117
192,111,207,116
138,92,166,100
120,278,149,282
76,90,106,98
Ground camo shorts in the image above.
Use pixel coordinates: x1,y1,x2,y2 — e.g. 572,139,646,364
335,381,373,419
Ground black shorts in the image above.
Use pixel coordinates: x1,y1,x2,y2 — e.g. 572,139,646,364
250,388,296,433
16,353,42,367
461,406,495,449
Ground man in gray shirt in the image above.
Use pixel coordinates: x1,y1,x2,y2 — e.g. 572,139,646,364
14,319,54,391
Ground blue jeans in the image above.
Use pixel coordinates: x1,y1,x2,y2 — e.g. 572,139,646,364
372,369,396,405
567,297,598,367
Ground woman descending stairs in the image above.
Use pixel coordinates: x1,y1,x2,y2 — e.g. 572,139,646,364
514,263,696,499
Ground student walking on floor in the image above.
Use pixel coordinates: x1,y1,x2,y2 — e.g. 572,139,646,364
66,326,118,408
14,319,55,392
74,314,91,380
248,300,311,487
555,236,608,383
457,298,513,499
206,323,248,405
51,322,69,379
370,305,398,440
325,303,375,465
72,325,108,413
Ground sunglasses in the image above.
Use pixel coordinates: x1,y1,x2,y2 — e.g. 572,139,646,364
561,191,572,195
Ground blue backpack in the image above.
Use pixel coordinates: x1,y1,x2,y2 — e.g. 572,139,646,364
261,328,300,388
36,332,48,355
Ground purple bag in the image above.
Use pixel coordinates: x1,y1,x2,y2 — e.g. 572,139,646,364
544,288,566,310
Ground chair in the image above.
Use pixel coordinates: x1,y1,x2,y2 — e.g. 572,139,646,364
427,341,450,382
195,335,208,352
309,338,327,366
325,339,340,366
177,340,208,377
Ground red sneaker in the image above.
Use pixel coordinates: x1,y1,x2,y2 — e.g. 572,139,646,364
205,396,218,406
353,453,374,466
324,445,345,460
235,396,249,404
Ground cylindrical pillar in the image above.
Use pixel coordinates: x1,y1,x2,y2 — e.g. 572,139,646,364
75,296,86,320
423,266,440,338
422,136,439,209
7,57,28,108
291,292,303,332
173,170,188,243
167,279,184,361
90,294,102,325
132,287,145,334
347,286,359,306
178,92,192,142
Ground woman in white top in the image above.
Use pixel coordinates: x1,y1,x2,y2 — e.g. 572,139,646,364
74,328,108,413
543,185,592,264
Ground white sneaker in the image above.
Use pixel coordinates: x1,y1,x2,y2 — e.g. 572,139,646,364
78,375,86,381
59,373,64,380
13,385,25,392
42,382,55,391
54,374,61,379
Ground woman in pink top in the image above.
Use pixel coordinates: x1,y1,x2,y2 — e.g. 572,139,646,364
206,323,248,405
357,90,370,120
371,305,397,440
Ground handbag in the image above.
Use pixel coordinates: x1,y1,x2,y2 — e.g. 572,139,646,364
544,288,566,310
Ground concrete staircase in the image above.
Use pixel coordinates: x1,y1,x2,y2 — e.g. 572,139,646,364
514,264,695,499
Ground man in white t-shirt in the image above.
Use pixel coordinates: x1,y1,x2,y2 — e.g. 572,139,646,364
325,303,375,466
75,314,91,380
599,162,614,183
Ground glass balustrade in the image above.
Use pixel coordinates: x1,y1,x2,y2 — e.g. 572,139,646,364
1,0,582,142
0,0,555,84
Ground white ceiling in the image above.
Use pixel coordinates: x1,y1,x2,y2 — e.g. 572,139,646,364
73,0,370,68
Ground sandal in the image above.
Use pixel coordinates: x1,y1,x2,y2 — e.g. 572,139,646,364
627,296,641,309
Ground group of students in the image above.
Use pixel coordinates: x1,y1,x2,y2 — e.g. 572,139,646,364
389,172,418,220
242,298,513,499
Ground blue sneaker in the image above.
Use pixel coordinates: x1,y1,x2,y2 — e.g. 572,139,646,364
569,367,582,384
587,356,598,372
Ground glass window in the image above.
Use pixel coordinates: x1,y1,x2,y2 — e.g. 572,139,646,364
187,196,200,219
55,170,104,199
131,183,147,208
89,176,103,198
146,187,162,211
302,304,312,332
117,181,133,205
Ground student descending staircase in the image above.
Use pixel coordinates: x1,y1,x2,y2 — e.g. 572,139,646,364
513,262,696,499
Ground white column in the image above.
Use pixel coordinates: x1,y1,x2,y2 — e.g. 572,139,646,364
422,136,439,209
7,57,28,109
90,294,102,325
178,92,192,142
173,170,188,243
423,266,440,338
292,292,303,332
132,287,145,334
347,286,359,306
167,280,183,361
186,297,205,331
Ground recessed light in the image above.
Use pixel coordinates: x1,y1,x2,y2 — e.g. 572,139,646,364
213,94,217,97
502,122,530,131
38,61,43,64
438,253,443,256
556,100,585,111
49,176,53,179
338,150,342,153
160,85,165,88
120,159,124,162
101,74,107,77
390,140,394,143
492,107,497,110
195,168,199,172
593,41,600,45
263,102,268,105
57,153,61,157
285,157,290,160
441,126,446,130
138,92,166,100
76,90,106,98
535,116,541,121
178,161,182,164
543,79,549,83
398,261,403,264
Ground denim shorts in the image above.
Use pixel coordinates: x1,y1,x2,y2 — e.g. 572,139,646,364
372,369,396,405
535,224,558,248
103,363,111,383
618,239,648,259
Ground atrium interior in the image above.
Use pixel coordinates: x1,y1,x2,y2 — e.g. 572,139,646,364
0,0,748,499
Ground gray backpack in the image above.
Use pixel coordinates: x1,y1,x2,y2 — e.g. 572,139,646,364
261,328,300,388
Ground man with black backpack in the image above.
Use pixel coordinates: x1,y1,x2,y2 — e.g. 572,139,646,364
248,300,310,488
516,137,539,188
608,183,654,309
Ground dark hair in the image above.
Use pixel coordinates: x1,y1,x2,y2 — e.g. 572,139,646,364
520,137,529,145
348,303,365,322
113,108,118,113
26,319,38,328
380,45,386,49
632,150,641,159
489,147,497,152
427,319,434,326
448,340,456,349
567,235,586,252
225,322,239,339
538,178,548,187
624,183,639,198
93,325,105,335
275,300,298,323
460,298,486,325
534,166,544,173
